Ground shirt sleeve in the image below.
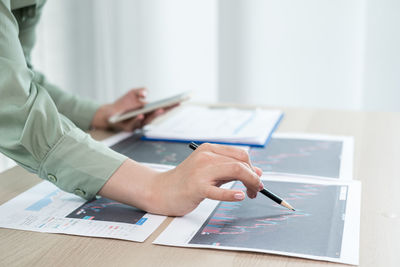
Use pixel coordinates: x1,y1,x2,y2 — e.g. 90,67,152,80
32,71,100,131
0,0,127,200
14,0,100,131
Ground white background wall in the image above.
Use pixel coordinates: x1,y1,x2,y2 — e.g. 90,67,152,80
30,0,400,111
1,0,400,173
219,0,367,109
362,0,400,110
32,0,218,103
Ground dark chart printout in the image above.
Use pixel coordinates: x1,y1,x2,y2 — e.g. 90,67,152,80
190,181,347,258
67,197,146,225
111,134,191,166
250,138,343,178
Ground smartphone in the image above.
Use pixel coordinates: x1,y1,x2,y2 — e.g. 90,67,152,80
108,91,191,124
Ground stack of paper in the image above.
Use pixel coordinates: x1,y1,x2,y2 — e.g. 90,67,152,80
143,105,283,146
0,108,361,265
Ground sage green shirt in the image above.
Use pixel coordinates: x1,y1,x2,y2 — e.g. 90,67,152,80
0,0,127,199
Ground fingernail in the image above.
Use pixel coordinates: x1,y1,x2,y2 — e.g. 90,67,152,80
259,182,264,191
137,92,146,100
234,192,245,200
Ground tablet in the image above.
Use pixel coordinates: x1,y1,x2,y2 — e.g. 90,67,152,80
108,91,191,123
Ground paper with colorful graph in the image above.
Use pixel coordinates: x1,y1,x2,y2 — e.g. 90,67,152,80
153,175,360,265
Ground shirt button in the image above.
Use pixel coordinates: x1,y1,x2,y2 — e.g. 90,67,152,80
74,189,86,197
47,174,57,183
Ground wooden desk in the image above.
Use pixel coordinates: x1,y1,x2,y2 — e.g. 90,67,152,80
1,107,399,267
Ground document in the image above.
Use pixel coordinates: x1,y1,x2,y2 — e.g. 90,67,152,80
154,175,361,265
250,133,354,180
142,105,283,146
104,131,353,180
0,181,166,242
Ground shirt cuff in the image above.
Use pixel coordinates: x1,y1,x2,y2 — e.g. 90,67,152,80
73,99,101,131
38,128,127,200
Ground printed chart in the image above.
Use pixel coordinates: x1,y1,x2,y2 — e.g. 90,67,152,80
249,133,353,179
111,133,191,166
67,197,147,225
154,176,361,265
0,181,166,242
190,181,346,258
109,132,353,179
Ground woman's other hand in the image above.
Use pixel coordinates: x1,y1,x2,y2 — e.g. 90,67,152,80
91,88,173,131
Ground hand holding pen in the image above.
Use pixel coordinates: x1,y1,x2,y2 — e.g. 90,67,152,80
189,142,295,211
99,141,265,217
101,141,293,217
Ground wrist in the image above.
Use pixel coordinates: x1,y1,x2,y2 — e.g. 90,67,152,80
146,168,194,216
91,104,113,129
98,159,161,212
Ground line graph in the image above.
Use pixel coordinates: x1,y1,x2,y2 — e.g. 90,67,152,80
249,138,343,178
66,197,146,225
190,181,347,258
25,189,62,211
202,204,310,235
111,133,191,165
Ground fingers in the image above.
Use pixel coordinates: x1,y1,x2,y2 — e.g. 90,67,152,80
204,186,246,202
192,150,252,174
197,143,257,173
203,162,261,196
132,88,147,99
114,105,170,131
186,146,262,198
142,109,165,125
142,103,180,126
163,103,180,111
254,166,263,177
126,87,146,98
114,88,147,114
118,114,144,131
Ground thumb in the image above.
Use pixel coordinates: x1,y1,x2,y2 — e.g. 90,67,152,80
114,88,147,113
205,186,246,202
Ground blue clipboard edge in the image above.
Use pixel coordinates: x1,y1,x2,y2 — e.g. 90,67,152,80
140,112,284,148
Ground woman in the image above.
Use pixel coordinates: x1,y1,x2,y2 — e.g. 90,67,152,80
0,0,262,216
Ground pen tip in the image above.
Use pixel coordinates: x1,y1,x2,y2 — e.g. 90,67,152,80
281,200,295,211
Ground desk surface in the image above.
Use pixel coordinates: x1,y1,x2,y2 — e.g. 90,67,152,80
1,107,399,267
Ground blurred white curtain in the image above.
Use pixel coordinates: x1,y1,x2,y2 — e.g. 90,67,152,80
219,0,400,110
219,0,366,109
31,0,400,110
32,0,218,103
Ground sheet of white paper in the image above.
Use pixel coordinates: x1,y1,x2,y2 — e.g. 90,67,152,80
250,132,354,180
143,106,283,145
0,181,166,242
153,175,361,265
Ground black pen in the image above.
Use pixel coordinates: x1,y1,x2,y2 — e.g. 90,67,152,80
188,142,296,211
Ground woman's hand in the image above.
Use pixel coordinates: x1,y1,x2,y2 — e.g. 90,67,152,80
91,88,171,131
149,143,263,216
99,143,263,217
